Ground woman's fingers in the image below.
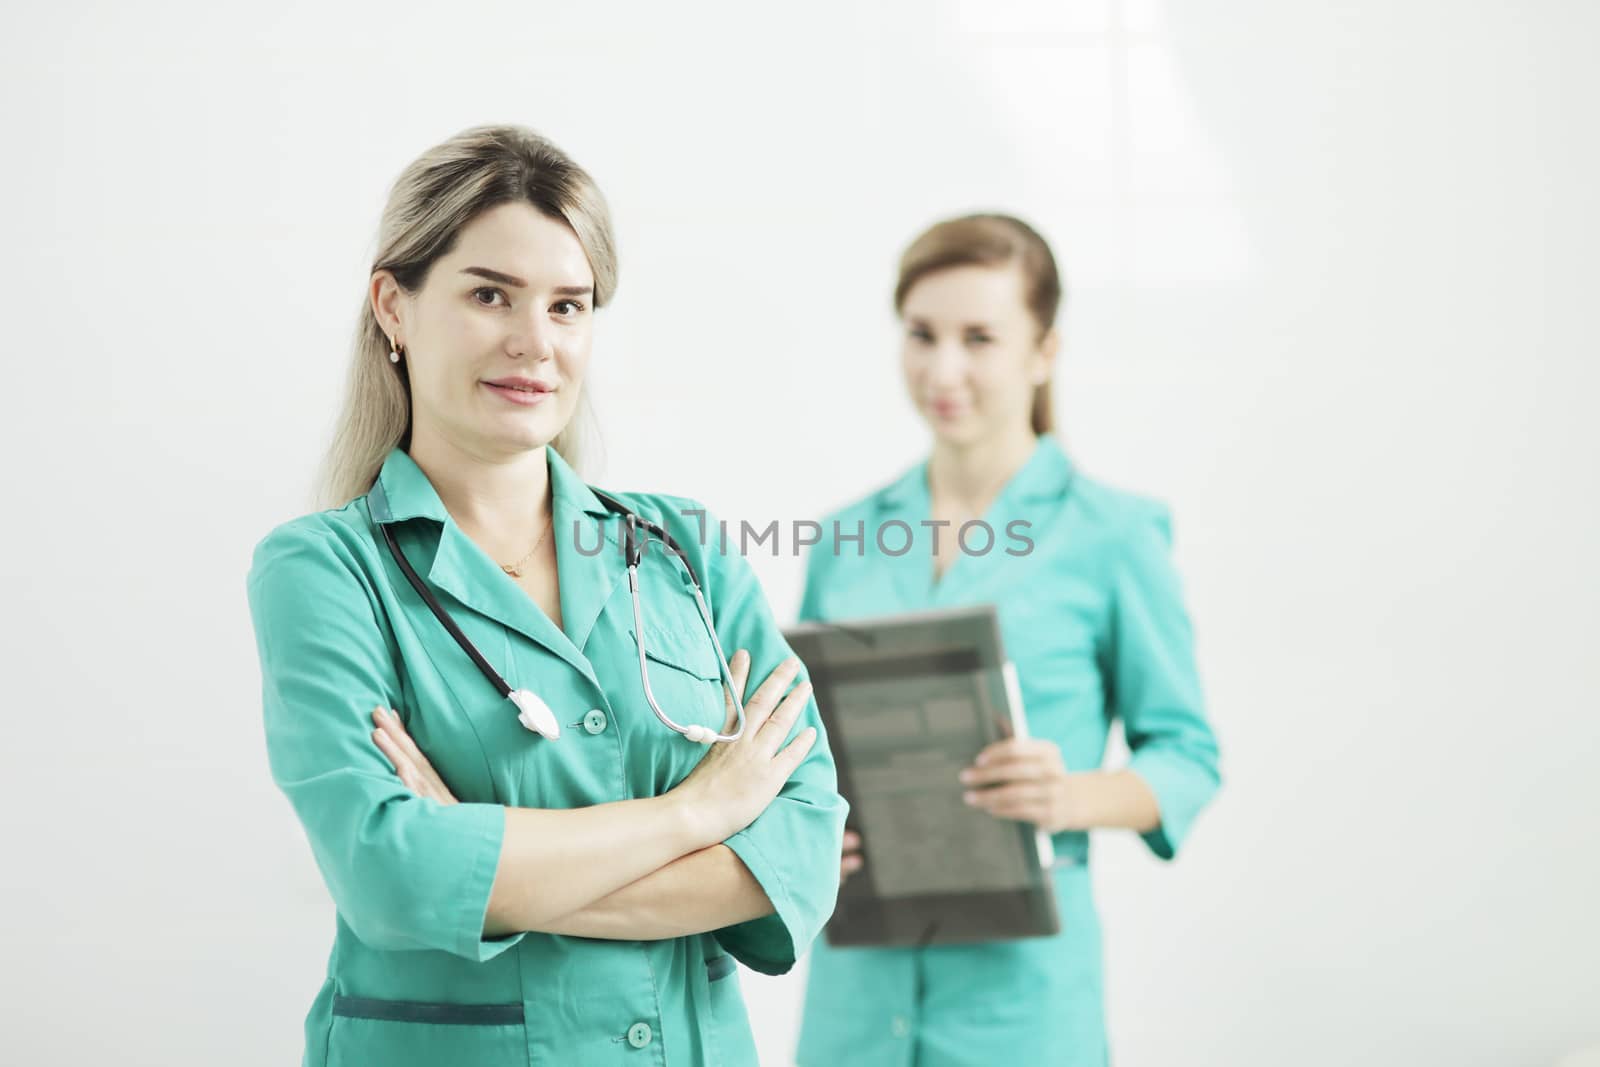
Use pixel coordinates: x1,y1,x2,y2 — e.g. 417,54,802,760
756,680,813,755
974,738,1032,764
965,781,1050,822
959,754,1053,788
962,739,1064,788
372,721,405,772
372,721,419,789
841,851,863,880
372,706,457,804
378,707,432,769
973,738,1055,767
742,656,802,734
375,708,430,779
773,725,818,778
720,653,812,746
377,708,436,780
841,829,864,879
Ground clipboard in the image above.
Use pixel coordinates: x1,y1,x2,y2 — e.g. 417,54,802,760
783,604,1061,947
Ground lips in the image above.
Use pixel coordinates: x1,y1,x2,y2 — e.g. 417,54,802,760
483,379,555,407
484,377,553,393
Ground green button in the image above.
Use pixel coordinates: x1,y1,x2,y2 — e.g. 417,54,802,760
627,1022,652,1048
583,709,608,735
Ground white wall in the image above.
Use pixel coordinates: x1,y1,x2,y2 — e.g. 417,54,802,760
3,1,1596,1064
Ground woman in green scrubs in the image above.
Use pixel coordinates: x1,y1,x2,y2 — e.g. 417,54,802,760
245,125,846,1067
794,214,1222,1067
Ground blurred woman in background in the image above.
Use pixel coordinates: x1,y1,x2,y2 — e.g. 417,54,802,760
794,214,1222,1066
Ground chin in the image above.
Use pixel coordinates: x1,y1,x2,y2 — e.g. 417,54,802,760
925,413,981,444
493,418,561,452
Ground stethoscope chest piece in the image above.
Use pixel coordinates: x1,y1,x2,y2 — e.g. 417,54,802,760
510,689,561,739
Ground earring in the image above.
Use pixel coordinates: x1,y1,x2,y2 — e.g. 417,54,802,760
388,337,402,364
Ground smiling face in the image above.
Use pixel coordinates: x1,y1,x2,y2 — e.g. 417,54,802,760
899,264,1056,446
372,200,596,460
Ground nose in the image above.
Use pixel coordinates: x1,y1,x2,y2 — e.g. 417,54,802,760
925,340,967,387
506,309,557,361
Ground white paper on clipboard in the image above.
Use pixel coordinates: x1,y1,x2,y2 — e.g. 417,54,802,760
1001,660,1056,869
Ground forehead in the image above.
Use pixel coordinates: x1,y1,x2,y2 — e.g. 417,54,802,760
902,264,1029,324
440,201,593,287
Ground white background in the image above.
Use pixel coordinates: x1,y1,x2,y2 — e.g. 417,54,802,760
3,1,1597,1064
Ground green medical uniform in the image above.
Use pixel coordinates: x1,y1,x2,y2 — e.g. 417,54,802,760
794,434,1220,1067
246,446,847,1067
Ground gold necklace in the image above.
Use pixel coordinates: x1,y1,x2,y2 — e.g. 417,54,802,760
499,513,553,578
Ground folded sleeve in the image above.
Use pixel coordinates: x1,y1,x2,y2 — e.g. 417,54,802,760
1104,504,1223,860
694,509,848,975
246,519,524,961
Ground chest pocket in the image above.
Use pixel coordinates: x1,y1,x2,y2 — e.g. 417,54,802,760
630,621,729,737
621,620,732,796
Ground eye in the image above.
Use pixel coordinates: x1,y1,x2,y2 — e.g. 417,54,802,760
965,332,994,347
472,287,508,307
908,326,934,344
553,299,588,317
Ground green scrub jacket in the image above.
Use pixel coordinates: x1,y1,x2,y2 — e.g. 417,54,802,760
246,446,847,1067
795,434,1221,1067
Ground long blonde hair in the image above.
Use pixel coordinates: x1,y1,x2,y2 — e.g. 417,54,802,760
318,124,618,508
893,213,1063,436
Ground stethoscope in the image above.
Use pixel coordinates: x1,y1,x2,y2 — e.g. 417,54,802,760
378,489,746,745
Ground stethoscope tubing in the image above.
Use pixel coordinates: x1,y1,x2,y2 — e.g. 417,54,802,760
380,489,746,744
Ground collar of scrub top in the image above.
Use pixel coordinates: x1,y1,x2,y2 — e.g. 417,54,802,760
874,432,1075,511
871,433,1077,607
367,446,619,737
366,446,745,743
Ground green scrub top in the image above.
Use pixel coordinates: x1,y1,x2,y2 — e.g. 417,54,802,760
794,434,1221,1067
245,446,847,1067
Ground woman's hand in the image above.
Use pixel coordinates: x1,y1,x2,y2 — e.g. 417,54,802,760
371,706,459,805
670,650,818,848
840,829,864,883
959,737,1077,834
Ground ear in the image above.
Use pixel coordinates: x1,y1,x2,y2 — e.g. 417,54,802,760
1031,326,1061,385
370,269,406,345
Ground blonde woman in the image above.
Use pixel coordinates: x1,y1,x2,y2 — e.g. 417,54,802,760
795,214,1221,1066
245,125,846,1067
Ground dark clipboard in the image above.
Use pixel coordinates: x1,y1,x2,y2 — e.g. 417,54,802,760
784,604,1060,948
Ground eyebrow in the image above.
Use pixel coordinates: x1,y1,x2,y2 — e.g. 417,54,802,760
460,267,592,297
908,318,997,331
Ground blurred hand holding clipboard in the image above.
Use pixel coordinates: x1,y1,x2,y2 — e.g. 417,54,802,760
783,604,1060,948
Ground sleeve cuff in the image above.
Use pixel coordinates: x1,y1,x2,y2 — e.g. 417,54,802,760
1126,752,1216,862
449,802,526,962
717,829,804,976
